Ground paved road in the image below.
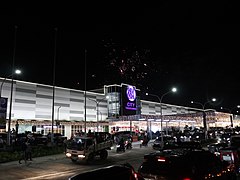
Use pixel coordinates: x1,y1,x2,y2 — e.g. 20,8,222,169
0,141,153,180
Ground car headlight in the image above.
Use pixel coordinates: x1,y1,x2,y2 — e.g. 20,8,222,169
78,155,85,158
66,153,71,157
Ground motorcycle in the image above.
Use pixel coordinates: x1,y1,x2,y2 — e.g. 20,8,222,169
140,138,149,148
116,141,125,152
125,139,132,150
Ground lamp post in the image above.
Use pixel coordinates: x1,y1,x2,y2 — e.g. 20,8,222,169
146,87,177,149
220,105,240,127
191,98,216,140
1,69,21,146
96,110,103,131
89,96,109,132
6,25,19,146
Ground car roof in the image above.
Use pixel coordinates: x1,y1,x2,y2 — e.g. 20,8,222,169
69,164,137,180
145,148,206,158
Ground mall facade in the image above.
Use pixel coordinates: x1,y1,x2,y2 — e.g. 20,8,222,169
0,77,237,139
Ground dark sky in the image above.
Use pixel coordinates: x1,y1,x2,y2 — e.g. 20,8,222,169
0,3,240,111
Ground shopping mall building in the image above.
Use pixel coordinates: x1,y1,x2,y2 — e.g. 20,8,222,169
0,77,238,139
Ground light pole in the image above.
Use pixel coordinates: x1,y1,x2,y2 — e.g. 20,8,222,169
88,96,109,132
3,69,21,146
220,105,240,127
50,28,58,145
96,110,103,131
146,87,177,149
191,98,216,140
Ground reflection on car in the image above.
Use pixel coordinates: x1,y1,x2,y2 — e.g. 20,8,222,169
138,149,236,179
69,163,144,180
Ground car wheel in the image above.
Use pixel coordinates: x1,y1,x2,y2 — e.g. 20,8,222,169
100,149,108,160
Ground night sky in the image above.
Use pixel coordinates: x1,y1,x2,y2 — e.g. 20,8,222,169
0,3,240,112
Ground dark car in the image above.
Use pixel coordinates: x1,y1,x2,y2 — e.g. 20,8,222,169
174,141,202,150
30,133,48,146
207,142,229,156
138,149,236,180
68,164,145,180
152,136,176,150
219,146,240,175
47,133,66,145
230,135,240,147
153,138,202,151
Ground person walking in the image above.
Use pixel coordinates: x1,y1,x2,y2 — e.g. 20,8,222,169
63,137,67,153
19,138,27,164
25,138,32,161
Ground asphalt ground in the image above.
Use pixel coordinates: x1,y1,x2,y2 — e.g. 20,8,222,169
0,140,149,167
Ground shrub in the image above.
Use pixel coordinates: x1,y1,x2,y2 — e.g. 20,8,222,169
0,145,64,163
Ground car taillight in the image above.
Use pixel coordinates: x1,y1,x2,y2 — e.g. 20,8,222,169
183,178,191,180
156,156,166,162
134,173,138,179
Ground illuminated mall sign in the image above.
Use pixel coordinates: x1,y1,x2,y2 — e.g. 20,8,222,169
121,84,137,115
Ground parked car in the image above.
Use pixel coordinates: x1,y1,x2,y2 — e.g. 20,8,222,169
47,133,66,145
138,149,236,179
69,163,145,180
30,133,48,146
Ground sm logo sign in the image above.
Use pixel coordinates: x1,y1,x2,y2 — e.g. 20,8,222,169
122,85,137,115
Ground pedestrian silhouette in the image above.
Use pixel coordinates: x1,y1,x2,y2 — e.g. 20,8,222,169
19,138,27,164
25,138,32,161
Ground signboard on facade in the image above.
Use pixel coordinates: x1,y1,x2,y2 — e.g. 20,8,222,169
0,97,8,129
121,84,138,116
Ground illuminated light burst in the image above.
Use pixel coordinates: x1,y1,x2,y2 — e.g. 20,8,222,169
102,39,157,91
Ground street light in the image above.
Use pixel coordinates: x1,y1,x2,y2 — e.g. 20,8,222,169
88,96,109,132
191,98,216,140
1,69,21,146
146,87,177,149
0,69,21,98
220,105,240,127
